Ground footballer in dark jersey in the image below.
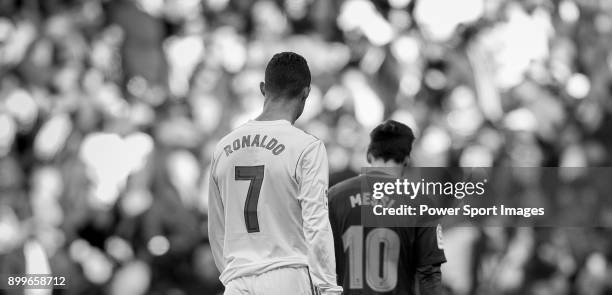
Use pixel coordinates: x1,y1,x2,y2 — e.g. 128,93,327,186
328,120,446,295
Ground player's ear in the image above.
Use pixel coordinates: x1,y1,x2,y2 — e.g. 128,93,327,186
366,152,373,164
260,82,266,96
301,86,310,100
402,155,411,167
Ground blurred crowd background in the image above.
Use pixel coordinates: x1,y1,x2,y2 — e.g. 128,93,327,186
1,0,612,294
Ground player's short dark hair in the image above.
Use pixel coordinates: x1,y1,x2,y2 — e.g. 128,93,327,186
367,120,415,163
264,52,311,98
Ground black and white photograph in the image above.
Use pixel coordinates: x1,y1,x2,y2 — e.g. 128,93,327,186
1,0,612,294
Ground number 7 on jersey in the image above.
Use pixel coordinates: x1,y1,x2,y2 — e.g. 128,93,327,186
235,165,265,233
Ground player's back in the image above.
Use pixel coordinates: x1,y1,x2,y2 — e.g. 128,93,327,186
328,172,446,295
210,119,321,284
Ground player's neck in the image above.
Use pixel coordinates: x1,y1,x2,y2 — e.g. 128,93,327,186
368,160,405,176
255,101,299,124
369,159,403,167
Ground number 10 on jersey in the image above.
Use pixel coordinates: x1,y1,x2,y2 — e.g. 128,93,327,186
343,226,400,292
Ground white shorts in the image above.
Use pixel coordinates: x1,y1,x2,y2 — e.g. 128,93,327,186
224,266,314,295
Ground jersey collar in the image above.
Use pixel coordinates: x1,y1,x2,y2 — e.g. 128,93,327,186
247,119,292,126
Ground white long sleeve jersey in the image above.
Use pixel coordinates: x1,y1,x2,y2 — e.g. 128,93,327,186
208,119,340,291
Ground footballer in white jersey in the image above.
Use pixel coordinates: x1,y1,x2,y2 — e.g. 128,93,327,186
208,52,342,295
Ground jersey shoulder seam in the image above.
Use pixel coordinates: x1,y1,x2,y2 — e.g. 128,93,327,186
328,176,361,200
293,138,322,182
289,125,320,141
214,121,251,149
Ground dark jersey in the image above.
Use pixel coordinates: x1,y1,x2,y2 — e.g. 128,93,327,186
328,173,446,295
